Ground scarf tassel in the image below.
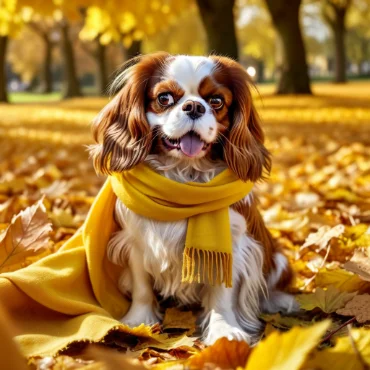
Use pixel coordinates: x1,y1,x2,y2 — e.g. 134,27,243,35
181,247,233,288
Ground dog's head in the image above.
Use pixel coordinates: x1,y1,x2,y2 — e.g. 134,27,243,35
91,53,270,182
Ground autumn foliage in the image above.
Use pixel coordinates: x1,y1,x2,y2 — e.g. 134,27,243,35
1,82,370,369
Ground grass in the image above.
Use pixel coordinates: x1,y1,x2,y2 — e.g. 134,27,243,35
9,91,62,103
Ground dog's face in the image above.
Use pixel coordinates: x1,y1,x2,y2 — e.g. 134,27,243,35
146,55,232,160
91,53,270,182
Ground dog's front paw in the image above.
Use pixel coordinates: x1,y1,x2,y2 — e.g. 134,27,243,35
203,320,254,346
120,303,160,327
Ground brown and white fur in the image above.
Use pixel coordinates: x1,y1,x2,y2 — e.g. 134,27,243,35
91,53,297,345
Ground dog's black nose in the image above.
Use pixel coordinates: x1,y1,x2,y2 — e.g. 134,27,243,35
182,100,206,120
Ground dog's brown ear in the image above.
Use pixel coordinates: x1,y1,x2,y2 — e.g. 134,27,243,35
91,52,169,174
212,56,271,182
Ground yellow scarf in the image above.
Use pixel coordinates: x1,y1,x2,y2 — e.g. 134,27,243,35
0,163,252,358
110,163,254,288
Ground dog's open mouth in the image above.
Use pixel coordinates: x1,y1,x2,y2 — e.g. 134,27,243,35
162,131,211,157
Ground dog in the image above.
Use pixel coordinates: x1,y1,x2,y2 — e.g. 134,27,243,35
90,53,296,345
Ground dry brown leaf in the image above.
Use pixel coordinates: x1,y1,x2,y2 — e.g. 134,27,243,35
296,286,357,313
0,198,52,272
300,224,345,252
337,294,370,323
187,337,251,370
162,308,196,335
343,249,370,282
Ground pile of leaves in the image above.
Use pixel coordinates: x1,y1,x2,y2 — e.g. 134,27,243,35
1,83,370,370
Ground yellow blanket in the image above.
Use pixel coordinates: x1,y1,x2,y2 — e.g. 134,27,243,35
0,163,253,358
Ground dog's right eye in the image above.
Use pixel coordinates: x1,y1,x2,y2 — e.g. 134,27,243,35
158,93,174,107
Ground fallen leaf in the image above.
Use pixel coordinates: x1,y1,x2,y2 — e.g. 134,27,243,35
135,334,196,352
315,269,368,293
337,294,370,323
162,308,196,335
41,180,71,198
262,204,309,231
260,313,314,329
49,207,78,228
245,320,330,370
304,328,370,370
188,337,251,370
296,286,357,313
0,198,52,272
343,249,370,282
84,345,147,370
300,224,345,252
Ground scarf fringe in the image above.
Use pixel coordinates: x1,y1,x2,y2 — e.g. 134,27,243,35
181,247,233,288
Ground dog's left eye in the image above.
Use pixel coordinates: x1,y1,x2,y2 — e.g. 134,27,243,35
208,96,224,110
158,93,174,107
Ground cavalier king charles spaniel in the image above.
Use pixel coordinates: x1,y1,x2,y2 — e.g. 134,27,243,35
91,52,297,345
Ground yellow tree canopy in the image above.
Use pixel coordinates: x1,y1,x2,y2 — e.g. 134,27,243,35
80,0,191,47
144,8,206,55
0,0,24,37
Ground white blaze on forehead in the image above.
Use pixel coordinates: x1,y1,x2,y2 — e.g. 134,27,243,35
165,55,215,94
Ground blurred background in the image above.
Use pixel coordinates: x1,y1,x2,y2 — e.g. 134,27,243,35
0,0,370,101
0,1,370,290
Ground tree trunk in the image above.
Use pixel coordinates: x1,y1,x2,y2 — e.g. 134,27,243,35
0,36,8,103
126,40,142,60
332,8,347,83
195,0,238,60
360,39,368,75
256,59,265,83
60,21,82,98
265,0,312,94
42,37,53,93
96,41,108,95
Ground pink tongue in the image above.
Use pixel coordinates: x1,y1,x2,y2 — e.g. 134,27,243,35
179,132,204,157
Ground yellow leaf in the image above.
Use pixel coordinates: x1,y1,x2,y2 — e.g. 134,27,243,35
315,268,368,292
188,337,251,370
296,286,357,313
245,321,330,370
304,328,370,370
162,308,196,335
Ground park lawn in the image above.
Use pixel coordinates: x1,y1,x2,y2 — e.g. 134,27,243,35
0,82,370,369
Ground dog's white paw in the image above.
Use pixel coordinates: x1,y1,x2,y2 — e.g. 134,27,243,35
120,303,159,327
203,320,253,345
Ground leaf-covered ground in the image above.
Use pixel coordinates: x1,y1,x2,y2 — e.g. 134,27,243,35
1,82,370,370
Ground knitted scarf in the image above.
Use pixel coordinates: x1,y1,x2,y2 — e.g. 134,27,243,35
111,163,254,288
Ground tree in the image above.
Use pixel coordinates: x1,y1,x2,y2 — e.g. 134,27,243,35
346,0,370,75
0,0,23,102
0,36,8,102
238,8,276,81
321,0,352,83
80,38,109,95
264,0,312,94
195,0,238,60
28,21,57,93
60,19,82,98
